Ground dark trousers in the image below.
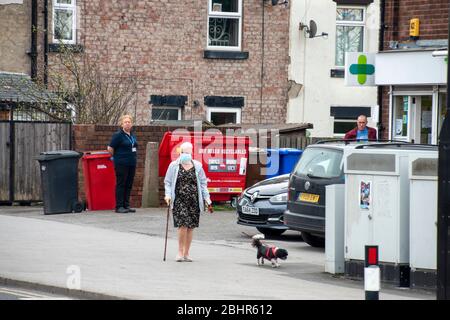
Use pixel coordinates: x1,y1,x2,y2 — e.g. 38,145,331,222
114,164,136,209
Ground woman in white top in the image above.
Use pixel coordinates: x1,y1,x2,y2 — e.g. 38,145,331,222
164,142,212,262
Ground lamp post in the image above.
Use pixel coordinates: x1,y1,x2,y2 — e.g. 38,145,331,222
437,4,450,300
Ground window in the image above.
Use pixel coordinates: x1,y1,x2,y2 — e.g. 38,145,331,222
207,107,241,125
335,7,365,67
438,93,447,138
330,106,371,136
393,96,409,138
151,107,182,121
207,0,242,51
53,0,77,44
294,147,344,179
334,120,356,135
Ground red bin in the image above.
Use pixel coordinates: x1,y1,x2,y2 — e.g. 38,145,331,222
82,151,116,210
159,131,250,202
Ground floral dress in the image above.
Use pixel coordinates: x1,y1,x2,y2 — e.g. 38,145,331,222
173,164,200,228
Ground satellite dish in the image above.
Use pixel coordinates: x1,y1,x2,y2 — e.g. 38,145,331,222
309,20,317,38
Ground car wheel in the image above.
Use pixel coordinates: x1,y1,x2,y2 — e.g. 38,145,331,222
72,201,84,213
301,232,325,248
230,197,237,208
256,227,286,237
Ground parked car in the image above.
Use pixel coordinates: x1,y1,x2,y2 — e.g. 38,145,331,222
283,141,355,247
284,140,412,247
236,174,290,236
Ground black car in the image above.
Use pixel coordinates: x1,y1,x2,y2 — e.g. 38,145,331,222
236,174,290,236
284,143,349,247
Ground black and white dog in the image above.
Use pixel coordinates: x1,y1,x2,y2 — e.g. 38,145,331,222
251,234,288,268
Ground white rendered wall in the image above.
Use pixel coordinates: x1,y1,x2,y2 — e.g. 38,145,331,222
288,0,380,137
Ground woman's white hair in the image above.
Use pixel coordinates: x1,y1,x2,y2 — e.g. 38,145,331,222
179,142,193,153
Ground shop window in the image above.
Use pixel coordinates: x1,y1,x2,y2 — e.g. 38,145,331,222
393,96,409,138
438,93,447,139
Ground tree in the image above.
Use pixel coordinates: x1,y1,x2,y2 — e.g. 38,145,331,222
1,42,139,124
45,43,139,124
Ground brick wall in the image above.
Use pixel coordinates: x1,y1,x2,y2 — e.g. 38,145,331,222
72,125,288,207
73,124,182,208
380,86,390,140
0,110,9,121
47,0,290,125
384,0,449,49
73,124,270,208
381,0,449,139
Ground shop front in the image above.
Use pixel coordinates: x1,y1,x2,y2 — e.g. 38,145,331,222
376,49,447,144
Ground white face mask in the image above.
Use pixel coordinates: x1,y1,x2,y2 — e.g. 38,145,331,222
180,153,192,164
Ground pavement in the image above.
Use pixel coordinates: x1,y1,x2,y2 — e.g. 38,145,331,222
0,205,436,300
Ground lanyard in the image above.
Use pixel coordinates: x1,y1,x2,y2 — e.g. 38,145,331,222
124,132,135,147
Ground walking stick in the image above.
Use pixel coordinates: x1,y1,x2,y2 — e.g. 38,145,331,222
163,203,170,261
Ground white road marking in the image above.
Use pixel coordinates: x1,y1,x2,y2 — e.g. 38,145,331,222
0,286,72,300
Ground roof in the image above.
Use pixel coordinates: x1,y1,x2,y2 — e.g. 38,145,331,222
217,123,313,133
307,140,436,151
0,72,57,104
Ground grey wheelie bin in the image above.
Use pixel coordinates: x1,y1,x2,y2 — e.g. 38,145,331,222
35,150,83,214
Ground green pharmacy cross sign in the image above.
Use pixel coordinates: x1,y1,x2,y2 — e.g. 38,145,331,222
349,54,375,85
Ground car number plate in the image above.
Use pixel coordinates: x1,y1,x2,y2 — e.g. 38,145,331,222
242,206,259,215
298,193,320,203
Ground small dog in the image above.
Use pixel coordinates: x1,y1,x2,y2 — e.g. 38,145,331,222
251,234,288,268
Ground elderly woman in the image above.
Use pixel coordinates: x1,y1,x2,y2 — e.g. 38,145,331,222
164,142,212,262
107,115,138,214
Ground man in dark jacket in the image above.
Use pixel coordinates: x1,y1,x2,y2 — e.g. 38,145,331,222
344,115,377,141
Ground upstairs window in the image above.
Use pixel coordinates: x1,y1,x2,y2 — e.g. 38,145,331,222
207,0,242,51
53,0,77,44
335,7,365,67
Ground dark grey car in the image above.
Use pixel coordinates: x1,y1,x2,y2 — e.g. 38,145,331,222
236,174,290,236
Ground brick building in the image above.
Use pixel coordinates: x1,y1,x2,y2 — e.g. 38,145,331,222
377,0,449,143
0,0,291,125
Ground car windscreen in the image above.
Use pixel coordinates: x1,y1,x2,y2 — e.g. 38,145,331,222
293,147,343,178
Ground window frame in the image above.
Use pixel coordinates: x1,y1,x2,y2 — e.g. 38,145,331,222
52,0,77,44
207,106,242,124
392,95,411,141
335,5,366,68
151,106,182,121
333,119,357,137
206,0,243,51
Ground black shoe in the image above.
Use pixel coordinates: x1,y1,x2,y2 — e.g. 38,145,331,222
115,207,129,213
125,207,136,213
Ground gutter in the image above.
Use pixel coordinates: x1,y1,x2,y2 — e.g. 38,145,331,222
44,0,49,86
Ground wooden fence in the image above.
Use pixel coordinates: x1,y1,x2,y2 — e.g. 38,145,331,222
0,121,71,203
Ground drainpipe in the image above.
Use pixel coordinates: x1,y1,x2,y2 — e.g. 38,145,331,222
30,0,38,80
377,0,385,138
259,1,265,124
44,0,49,86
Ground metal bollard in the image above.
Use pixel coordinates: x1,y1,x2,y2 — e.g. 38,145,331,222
364,245,380,300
